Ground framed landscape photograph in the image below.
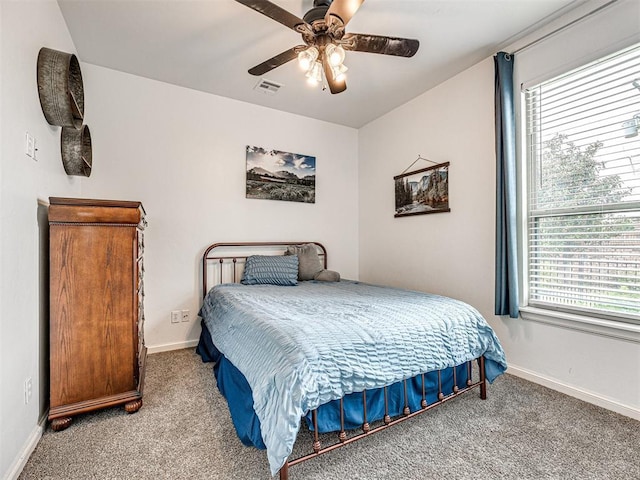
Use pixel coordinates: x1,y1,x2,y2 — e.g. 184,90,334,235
246,146,316,203
394,162,450,217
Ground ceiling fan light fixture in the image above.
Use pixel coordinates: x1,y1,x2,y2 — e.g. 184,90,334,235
325,43,346,67
305,61,323,85
236,0,420,95
330,63,348,81
298,46,319,71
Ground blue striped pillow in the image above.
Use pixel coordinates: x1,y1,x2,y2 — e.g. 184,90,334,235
241,255,299,286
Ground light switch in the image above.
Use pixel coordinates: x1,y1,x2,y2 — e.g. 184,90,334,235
25,132,37,160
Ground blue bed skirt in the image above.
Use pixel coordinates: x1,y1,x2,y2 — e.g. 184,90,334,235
197,320,471,450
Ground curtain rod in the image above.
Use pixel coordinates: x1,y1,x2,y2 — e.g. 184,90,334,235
509,0,619,56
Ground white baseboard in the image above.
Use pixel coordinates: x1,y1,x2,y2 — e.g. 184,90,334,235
507,364,640,421
146,339,199,354
5,417,45,480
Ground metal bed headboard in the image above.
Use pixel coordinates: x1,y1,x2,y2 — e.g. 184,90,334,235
202,242,327,298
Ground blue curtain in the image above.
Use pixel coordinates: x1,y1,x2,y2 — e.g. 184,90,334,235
494,52,519,318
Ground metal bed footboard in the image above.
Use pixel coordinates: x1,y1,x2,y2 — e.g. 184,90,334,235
279,357,487,479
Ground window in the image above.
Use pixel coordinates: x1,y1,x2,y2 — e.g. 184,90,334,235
524,44,640,323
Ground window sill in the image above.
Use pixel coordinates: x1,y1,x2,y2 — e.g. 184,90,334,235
519,306,640,343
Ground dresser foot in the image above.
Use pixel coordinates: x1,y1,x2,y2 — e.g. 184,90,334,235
51,417,72,431
124,398,143,414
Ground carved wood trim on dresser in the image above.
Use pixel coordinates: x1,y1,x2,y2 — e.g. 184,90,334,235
48,197,147,431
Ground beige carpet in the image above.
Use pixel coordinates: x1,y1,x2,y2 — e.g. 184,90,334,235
19,348,640,479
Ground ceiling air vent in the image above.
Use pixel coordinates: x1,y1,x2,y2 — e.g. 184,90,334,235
254,78,283,95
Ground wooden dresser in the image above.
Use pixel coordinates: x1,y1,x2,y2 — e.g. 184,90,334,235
48,197,147,430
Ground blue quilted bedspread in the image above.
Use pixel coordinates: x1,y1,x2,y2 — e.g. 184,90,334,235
199,280,507,475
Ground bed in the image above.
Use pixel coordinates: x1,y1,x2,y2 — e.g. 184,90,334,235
197,242,507,479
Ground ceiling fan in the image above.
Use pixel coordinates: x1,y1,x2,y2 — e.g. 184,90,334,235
235,0,419,94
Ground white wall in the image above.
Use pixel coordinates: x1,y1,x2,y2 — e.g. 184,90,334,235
79,65,359,351
0,1,82,479
359,59,496,310
359,1,639,417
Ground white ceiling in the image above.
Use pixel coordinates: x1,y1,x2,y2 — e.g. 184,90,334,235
58,0,584,128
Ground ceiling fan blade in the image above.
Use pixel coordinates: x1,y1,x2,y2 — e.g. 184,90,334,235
248,46,303,76
322,59,347,94
342,33,419,57
325,0,365,28
235,0,309,33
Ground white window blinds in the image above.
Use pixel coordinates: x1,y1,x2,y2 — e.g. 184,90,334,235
525,43,640,322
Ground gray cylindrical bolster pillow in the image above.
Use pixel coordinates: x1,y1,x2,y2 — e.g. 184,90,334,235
314,269,340,282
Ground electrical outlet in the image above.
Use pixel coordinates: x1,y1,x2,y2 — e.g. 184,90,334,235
170,310,181,324
181,310,190,322
24,377,32,404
